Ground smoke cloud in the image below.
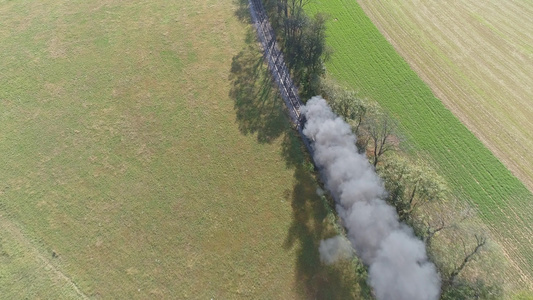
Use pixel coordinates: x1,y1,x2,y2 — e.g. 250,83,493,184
301,97,440,300
319,236,354,265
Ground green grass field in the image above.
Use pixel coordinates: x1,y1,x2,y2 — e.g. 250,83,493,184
0,0,363,298
306,0,533,292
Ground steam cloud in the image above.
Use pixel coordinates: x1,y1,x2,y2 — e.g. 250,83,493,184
319,236,354,264
301,97,440,300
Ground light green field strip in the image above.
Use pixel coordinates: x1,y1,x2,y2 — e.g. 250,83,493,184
306,0,533,291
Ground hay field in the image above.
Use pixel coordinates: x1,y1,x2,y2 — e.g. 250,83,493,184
358,0,533,194
306,0,533,293
0,0,361,298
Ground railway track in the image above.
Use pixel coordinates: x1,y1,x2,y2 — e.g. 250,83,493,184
248,0,314,155
248,0,304,127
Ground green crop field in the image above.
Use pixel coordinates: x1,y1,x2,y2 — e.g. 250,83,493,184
306,0,533,293
0,0,361,298
358,0,533,200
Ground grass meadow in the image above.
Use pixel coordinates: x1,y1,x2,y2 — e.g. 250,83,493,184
306,0,533,294
0,0,363,298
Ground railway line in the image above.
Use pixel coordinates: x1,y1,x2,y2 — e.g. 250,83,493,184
248,0,313,153
248,0,303,126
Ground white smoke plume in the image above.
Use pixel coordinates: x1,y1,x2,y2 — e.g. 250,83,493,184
301,96,440,300
319,236,354,265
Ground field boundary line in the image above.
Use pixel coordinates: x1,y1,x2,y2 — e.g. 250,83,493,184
0,216,90,299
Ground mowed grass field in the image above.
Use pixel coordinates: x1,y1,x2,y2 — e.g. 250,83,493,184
306,0,533,292
0,0,362,298
358,0,533,203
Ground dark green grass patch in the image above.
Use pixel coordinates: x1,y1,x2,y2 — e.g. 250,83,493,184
306,0,533,289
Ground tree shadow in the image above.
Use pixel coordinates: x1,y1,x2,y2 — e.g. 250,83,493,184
229,2,372,298
228,28,307,168
229,43,287,145
282,165,373,299
233,0,253,23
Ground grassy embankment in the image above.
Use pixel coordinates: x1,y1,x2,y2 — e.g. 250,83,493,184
0,0,362,298
306,0,533,293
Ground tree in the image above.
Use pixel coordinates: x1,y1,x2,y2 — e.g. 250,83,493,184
448,234,487,285
378,154,448,222
262,0,330,97
416,200,504,299
298,13,331,96
366,113,397,167
320,79,384,153
441,278,503,300
404,162,448,215
322,82,365,131
378,154,410,216
321,80,375,133
418,204,471,249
